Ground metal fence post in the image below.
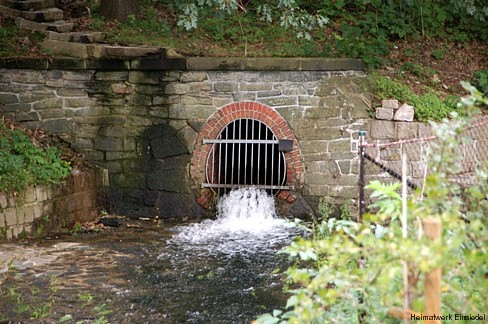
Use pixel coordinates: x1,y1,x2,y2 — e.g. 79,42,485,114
358,131,367,222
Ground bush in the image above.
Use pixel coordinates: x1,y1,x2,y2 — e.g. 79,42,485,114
471,69,488,96
0,123,71,193
256,85,487,323
366,74,460,121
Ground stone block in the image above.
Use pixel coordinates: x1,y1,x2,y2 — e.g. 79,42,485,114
302,184,329,197
328,139,351,153
32,98,63,110
304,107,341,119
165,83,189,95
63,97,95,108
300,140,328,154
188,82,212,94
304,172,329,185
337,160,351,175
23,206,35,223
134,84,163,95
375,107,394,120
298,96,320,107
75,106,110,116
180,96,213,106
213,82,238,93
418,123,432,138
381,99,399,109
168,104,215,119
0,193,8,209
21,8,64,22
95,71,128,81
102,45,162,59
128,71,160,85
5,208,17,226
149,106,169,118
256,90,282,98
180,72,208,82
72,138,93,150
16,111,40,121
40,119,72,134
24,187,37,203
41,39,88,59
94,137,123,151
2,103,32,112
82,150,104,161
370,120,395,140
329,185,357,199
239,83,271,91
0,93,18,104
258,96,297,107
56,88,88,97
397,122,417,139
394,103,415,121
105,151,134,160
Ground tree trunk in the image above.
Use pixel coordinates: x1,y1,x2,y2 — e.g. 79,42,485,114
99,0,141,21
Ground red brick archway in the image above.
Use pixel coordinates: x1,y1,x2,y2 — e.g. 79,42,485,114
190,102,304,197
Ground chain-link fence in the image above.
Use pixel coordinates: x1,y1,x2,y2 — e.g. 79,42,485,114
358,115,488,218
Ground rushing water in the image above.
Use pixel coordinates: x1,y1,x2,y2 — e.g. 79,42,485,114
0,188,302,323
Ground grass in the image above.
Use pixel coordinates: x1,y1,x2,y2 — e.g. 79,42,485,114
365,73,462,121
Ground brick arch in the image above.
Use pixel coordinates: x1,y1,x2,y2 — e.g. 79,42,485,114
190,101,304,191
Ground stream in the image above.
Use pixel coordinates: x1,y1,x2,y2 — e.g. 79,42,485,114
0,188,302,323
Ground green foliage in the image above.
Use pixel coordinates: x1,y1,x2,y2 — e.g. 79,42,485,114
471,69,488,96
366,74,460,121
173,0,328,40
257,86,487,323
0,123,71,193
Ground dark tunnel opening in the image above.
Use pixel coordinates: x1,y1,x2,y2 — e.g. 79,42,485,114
206,119,286,195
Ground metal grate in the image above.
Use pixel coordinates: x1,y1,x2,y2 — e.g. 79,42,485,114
203,118,291,195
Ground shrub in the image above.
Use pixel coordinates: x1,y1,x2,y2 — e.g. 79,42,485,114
366,74,460,121
0,123,71,193
471,69,488,96
256,84,487,323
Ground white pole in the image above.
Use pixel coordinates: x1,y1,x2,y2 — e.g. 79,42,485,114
401,145,410,320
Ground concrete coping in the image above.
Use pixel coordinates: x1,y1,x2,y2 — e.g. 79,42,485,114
0,57,365,71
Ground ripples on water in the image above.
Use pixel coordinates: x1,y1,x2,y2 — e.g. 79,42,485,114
0,188,302,323
147,188,302,322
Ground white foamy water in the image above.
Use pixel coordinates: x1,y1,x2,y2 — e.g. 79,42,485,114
167,187,300,255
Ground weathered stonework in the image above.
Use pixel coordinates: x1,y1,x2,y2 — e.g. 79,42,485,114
0,167,103,240
1,57,372,218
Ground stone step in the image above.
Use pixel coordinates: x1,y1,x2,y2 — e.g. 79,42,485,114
16,17,73,33
20,7,64,22
2,0,56,11
52,31,106,44
40,39,89,59
40,39,165,59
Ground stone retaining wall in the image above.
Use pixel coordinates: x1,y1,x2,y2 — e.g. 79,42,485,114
0,167,103,240
1,57,372,218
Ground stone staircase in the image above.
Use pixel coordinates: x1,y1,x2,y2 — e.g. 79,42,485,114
0,0,176,59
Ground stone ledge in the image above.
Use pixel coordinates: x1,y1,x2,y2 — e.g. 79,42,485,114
1,57,365,71
0,57,186,70
186,57,365,71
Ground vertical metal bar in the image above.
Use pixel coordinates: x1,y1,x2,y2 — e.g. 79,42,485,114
218,142,221,196
264,127,268,186
277,148,281,188
251,120,255,185
271,137,275,189
244,119,248,185
237,119,242,185
231,120,235,186
223,127,227,187
358,130,366,222
257,121,261,184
